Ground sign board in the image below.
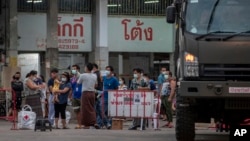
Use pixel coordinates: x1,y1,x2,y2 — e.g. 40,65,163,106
18,13,92,52
108,17,174,52
108,90,155,118
18,13,174,53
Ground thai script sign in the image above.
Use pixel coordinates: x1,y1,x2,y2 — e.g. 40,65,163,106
18,13,174,52
121,19,153,41
18,13,92,52
108,90,155,118
108,17,174,52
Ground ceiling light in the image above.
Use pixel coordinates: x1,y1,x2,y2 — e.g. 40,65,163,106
107,4,121,7
145,0,159,4
27,0,42,3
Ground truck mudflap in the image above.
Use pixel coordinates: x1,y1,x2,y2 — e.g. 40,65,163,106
179,81,250,98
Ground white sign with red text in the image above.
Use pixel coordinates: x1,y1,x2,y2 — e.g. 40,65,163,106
18,13,174,52
18,13,92,52
108,17,174,52
108,90,154,118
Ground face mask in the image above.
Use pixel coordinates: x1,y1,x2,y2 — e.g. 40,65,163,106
15,77,20,80
105,70,111,76
72,70,77,75
61,78,67,82
133,74,138,79
33,77,37,81
162,71,167,75
119,81,123,85
164,75,169,80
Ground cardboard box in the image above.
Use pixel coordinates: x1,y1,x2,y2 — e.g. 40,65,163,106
112,118,124,130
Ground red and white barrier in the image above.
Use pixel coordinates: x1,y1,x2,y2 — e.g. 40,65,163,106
0,88,18,130
107,90,161,130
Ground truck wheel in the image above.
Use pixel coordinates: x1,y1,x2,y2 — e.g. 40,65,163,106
175,102,195,141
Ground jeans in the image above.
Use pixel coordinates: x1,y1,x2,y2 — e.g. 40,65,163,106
96,99,111,127
48,94,55,124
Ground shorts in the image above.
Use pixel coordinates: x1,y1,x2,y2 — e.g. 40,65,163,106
72,98,81,113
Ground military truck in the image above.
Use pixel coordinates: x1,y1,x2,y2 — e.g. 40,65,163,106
166,0,250,141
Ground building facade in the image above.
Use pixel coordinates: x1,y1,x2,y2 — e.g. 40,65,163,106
1,0,174,82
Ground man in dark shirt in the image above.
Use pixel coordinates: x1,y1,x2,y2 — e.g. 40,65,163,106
92,63,103,91
129,68,149,130
92,63,103,129
10,72,23,120
47,68,59,124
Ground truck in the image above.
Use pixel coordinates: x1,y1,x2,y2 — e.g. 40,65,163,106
166,0,250,141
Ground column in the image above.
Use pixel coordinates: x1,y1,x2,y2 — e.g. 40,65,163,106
149,53,154,74
46,0,58,80
0,0,20,88
118,54,123,75
90,0,109,70
169,53,175,77
8,0,18,67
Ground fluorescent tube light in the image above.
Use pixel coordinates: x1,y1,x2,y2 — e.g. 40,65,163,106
107,4,121,7
145,0,159,4
27,0,42,3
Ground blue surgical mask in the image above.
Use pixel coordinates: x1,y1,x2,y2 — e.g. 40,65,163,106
133,74,138,79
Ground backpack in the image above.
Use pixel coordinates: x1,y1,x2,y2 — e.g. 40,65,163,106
149,80,156,90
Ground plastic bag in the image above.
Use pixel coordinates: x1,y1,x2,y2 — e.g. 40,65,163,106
53,111,71,127
18,105,36,130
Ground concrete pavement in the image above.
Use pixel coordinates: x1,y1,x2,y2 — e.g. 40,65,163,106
0,118,229,141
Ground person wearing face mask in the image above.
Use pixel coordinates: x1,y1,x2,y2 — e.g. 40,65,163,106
24,70,42,95
118,77,127,90
53,72,72,129
77,63,98,129
8,72,23,120
128,68,149,130
143,74,156,91
161,71,176,128
92,63,103,129
97,66,119,129
157,67,168,120
24,70,44,117
69,64,83,129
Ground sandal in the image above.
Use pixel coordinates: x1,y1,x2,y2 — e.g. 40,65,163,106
94,124,100,129
167,124,174,128
75,125,82,129
161,122,170,127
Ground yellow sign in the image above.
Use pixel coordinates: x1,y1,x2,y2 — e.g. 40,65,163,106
9,57,17,67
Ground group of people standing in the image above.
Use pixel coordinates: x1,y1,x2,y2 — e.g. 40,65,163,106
9,64,176,130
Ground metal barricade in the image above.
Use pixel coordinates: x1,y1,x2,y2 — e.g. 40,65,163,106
0,88,18,130
104,90,161,130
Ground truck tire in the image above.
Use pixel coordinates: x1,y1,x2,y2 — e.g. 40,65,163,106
175,98,195,141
